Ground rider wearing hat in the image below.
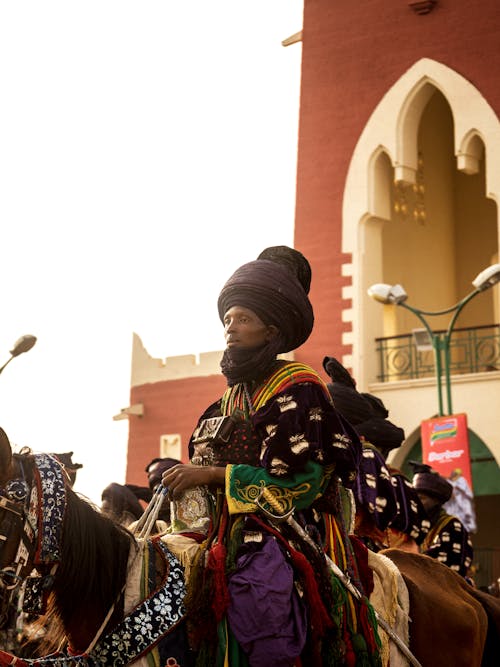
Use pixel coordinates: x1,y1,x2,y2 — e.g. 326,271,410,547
410,462,474,578
161,247,380,667
323,357,430,552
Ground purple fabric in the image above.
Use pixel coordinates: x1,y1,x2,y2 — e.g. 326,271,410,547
227,535,307,666
413,470,453,502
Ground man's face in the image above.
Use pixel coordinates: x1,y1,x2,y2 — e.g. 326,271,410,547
223,306,277,349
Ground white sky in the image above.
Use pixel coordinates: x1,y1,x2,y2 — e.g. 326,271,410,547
0,2,303,504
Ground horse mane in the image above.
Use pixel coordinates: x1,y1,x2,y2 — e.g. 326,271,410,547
37,485,137,654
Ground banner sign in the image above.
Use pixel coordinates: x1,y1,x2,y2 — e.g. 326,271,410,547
420,413,473,489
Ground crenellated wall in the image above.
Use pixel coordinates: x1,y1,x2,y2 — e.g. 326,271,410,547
125,334,227,486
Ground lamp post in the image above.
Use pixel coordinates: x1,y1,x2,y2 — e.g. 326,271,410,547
368,263,500,416
0,335,37,375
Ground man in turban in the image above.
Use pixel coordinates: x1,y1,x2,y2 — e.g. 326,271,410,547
161,248,382,667
323,356,405,460
323,356,429,552
101,482,151,527
410,461,474,579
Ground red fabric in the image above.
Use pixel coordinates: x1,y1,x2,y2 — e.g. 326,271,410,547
358,600,379,655
349,534,374,597
175,531,206,543
207,542,230,622
206,502,230,622
343,635,356,667
0,651,27,666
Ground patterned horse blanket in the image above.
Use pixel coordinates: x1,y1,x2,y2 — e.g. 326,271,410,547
0,539,189,667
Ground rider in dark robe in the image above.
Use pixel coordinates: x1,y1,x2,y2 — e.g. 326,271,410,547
323,357,429,552
410,462,474,579
162,247,381,667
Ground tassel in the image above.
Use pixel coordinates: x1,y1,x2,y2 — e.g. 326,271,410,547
329,571,347,631
195,641,217,667
351,632,382,667
226,516,244,573
357,596,382,661
184,542,216,648
289,548,333,637
343,634,357,667
206,501,230,623
206,541,230,622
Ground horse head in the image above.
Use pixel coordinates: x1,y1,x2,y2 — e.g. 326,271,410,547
0,429,36,628
0,428,68,631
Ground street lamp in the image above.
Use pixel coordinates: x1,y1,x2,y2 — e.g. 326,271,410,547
0,335,37,375
368,263,500,416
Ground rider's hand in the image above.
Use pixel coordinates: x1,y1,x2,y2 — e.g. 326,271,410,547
161,464,225,499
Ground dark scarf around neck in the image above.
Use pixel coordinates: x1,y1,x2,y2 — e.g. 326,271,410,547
220,339,281,386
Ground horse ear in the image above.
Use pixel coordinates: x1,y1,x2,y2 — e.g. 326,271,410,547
0,427,13,482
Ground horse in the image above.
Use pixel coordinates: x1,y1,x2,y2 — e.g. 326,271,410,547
380,548,500,667
0,437,190,666
1,435,499,666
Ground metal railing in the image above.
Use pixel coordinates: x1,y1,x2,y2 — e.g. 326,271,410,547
374,324,500,382
473,546,500,589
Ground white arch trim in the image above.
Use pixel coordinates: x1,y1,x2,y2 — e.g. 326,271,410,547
343,57,500,254
341,58,500,384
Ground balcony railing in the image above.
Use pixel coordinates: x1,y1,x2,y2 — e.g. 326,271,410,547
374,324,500,382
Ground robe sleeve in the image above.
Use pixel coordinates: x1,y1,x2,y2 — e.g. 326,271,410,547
251,381,361,487
225,459,330,515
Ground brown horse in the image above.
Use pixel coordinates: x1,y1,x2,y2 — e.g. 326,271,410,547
381,548,500,667
0,433,498,666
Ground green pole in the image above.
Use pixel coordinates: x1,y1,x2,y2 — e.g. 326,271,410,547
398,288,482,416
433,334,444,417
441,335,453,415
442,288,482,415
400,302,444,416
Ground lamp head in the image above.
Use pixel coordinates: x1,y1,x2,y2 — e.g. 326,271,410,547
367,283,408,305
10,335,37,357
472,263,500,291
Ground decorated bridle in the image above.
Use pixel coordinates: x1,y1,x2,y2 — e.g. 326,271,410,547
0,453,67,626
0,476,30,627
0,453,187,667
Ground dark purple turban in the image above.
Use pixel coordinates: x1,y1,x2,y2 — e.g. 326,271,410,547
217,259,314,353
410,462,453,503
413,470,453,503
355,418,405,455
323,356,404,458
101,482,146,521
